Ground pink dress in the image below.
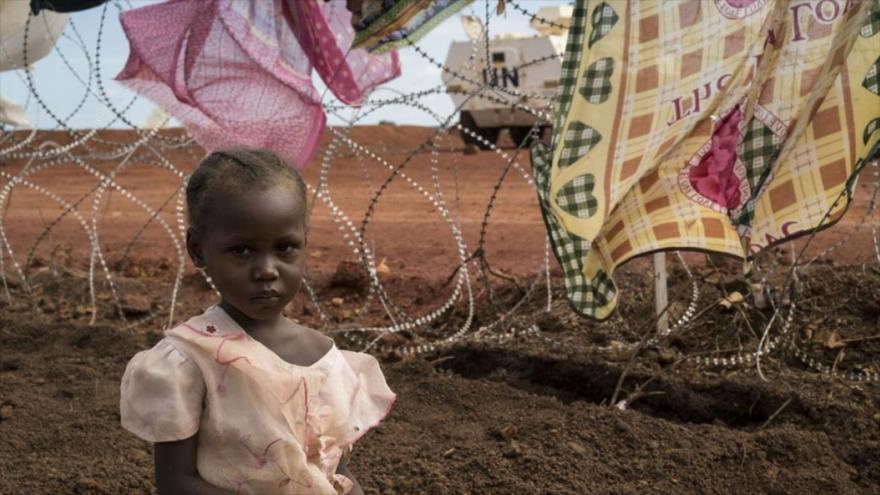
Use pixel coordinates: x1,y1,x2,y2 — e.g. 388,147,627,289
120,306,396,494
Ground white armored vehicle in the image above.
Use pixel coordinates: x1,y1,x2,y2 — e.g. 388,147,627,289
443,5,571,148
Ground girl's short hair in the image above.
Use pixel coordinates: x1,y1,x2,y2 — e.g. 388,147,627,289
185,149,307,230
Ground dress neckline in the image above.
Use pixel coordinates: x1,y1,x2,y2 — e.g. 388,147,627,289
208,305,337,370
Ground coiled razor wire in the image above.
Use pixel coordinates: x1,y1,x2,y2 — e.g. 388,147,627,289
0,1,877,382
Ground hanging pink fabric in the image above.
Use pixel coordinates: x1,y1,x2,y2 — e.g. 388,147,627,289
687,105,743,211
115,0,400,168
287,0,400,106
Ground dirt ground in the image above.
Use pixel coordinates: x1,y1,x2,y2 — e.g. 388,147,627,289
1,128,879,494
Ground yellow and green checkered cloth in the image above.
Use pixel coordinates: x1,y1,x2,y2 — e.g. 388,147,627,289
533,0,880,319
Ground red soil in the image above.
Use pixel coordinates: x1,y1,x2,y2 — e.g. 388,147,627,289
0,128,878,494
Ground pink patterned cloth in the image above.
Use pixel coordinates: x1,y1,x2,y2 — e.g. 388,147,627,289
288,0,400,106
120,306,396,494
687,106,743,211
115,0,400,168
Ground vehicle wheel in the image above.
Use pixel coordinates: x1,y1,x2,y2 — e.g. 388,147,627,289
459,111,499,150
508,126,538,147
540,126,552,145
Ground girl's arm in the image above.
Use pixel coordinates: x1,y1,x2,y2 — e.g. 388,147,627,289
336,455,364,495
155,434,236,495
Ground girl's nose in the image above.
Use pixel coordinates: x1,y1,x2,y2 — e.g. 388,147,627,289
252,256,279,280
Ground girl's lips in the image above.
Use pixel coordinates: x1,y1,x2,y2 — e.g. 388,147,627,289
251,292,281,301
251,296,282,308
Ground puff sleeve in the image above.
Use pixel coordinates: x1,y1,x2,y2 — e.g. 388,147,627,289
120,338,205,443
340,350,396,443
316,349,396,450
310,349,395,492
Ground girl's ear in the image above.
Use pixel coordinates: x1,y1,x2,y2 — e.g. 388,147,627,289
186,227,206,268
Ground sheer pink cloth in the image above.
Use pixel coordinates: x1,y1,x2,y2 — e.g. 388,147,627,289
115,0,400,168
288,0,401,106
120,306,396,494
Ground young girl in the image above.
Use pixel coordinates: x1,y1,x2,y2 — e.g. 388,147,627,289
120,149,395,494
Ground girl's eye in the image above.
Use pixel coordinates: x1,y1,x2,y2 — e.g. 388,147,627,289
230,246,250,256
277,243,299,254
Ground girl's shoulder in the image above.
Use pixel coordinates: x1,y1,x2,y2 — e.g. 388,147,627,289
289,322,336,363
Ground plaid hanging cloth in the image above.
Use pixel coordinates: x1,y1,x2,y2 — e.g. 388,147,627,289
532,0,880,320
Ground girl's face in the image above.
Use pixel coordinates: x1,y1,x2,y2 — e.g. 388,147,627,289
187,184,307,323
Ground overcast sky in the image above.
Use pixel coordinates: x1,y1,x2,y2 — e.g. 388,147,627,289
0,0,561,129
